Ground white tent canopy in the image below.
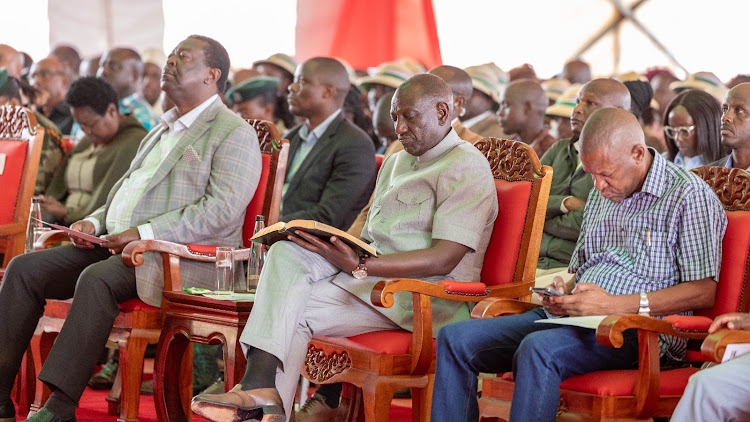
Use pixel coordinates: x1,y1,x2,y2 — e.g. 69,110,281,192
2,0,747,81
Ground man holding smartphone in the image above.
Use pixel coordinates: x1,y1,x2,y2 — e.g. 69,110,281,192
430,107,727,422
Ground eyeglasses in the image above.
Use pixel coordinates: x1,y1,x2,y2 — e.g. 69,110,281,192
664,125,695,138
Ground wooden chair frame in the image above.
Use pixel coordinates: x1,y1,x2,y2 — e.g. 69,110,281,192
27,120,286,422
301,138,552,422
0,105,44,270
476,166,750,422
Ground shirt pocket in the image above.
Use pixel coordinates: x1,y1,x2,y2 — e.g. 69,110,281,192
628,228,673,281
392,190,433,232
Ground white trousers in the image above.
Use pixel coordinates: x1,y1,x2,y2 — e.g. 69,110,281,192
671,352,750,422
239,241,400,416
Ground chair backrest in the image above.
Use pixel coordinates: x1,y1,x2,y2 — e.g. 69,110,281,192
473,138,553,288
691,166,750,318
242,119,289,247
0,105,44,268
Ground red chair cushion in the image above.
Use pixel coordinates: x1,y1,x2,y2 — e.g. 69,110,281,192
187,244,217,255
318,330,436,355
118,298,159,312
560,367,699,396
243,153,272,247
664,315,712,331
439,280,488,295
481,179,531,286
0,140,28,224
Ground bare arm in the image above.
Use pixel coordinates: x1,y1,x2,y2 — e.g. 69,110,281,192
289,231,470,279
545,278,716,317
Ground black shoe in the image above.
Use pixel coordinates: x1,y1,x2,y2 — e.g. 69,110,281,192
88,359,118,390
0,398,15,422
25,408,76,422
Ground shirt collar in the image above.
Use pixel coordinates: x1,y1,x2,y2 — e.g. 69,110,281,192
300,109,342,141
638,148,667,198
416,127,463,163
160,94,219,135
725,154,750,171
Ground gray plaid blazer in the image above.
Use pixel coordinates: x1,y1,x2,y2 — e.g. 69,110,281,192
89,97,262,306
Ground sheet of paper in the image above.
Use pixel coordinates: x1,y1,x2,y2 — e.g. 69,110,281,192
535,315,608,330
722,343,750,363
35,218,106,245
203,292,256,301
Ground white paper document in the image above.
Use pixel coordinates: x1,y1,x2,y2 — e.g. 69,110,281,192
535,315,608,330
722,343,750,363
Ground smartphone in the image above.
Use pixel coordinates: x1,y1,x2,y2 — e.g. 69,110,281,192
530,287,565,297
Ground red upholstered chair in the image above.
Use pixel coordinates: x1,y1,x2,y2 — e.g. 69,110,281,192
475,166,750,422
28,120,286,422
121,120,289,421
0,105,44,271
300,138,552,422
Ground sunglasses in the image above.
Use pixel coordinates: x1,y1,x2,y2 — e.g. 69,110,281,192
664,125,695,138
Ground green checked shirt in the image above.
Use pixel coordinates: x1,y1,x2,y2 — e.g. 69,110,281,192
570,149,726,360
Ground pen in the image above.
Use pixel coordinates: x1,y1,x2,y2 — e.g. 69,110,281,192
646,228,651,247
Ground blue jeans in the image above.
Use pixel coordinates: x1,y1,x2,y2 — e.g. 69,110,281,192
430,308,639,422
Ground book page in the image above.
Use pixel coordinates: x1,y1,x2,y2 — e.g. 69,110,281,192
35,218,106,245
535,315,608,330
722,343,750,363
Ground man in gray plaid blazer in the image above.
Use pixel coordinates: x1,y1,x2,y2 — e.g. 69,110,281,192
0,35,261,422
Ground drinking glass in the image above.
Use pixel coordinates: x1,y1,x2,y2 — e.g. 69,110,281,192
215,247,234,293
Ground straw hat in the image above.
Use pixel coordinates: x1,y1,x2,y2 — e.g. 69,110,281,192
357,61,416,90
546,84,582,118
464,63,508,103
542,78,570,102
252,53,297,76
670,72,728,103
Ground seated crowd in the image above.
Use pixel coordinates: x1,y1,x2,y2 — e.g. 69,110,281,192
0,36,749,422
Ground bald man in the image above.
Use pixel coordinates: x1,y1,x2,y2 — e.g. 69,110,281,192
432,107,726,422
192,73,499,422
562,59,591,85
712,82,750,171
499,79,557,157
429,65,483,143
97,48,159,130
279,57,376,230
0,44,23,78
537,79,632,273
30,56,74,134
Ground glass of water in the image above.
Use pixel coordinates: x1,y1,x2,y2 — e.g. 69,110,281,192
215,247,234,293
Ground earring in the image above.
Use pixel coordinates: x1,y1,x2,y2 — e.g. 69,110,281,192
459,107,466,118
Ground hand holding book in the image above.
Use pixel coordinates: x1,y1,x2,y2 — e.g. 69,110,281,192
251,219,377,258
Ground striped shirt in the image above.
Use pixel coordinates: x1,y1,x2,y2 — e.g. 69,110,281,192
569,150,726,359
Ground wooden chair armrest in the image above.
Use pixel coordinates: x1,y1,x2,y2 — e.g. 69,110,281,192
122,240,251,292
595,314,710,418
701,328,750,362
34,230,69,249
370,278,535,308
470,297,541,319
0,222,25,236
596,314,708,349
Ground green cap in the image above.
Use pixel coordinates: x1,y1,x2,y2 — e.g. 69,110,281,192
225,76,279,105
0,68,8,92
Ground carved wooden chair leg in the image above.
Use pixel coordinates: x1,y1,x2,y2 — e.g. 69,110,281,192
336,383,364,422
362,377,400,422
118,337,149,422
29,328,56,415
411,374,433,422
105,366,122,416
155,330,192,422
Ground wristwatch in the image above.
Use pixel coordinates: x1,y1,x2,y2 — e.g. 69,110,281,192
352,256,368,279
638,292,651,317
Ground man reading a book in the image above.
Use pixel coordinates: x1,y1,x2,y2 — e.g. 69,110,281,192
191,73,500,421
429,107,727,422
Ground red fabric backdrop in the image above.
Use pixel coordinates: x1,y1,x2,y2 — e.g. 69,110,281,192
295,0,442,70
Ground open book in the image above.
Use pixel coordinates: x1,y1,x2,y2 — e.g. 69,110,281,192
251,219,377,257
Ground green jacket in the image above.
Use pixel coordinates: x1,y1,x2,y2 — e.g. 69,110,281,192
34,111,65,194
46,115,147,225
537,137,594,269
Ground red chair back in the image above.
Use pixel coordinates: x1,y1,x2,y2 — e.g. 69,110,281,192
474,138,552,288
0,106,41,224
691,166,750,319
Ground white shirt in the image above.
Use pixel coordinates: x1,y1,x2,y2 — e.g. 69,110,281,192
673,152,706,170
87,94,220,238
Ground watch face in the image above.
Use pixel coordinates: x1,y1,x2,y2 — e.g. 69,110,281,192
352,268,368,279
